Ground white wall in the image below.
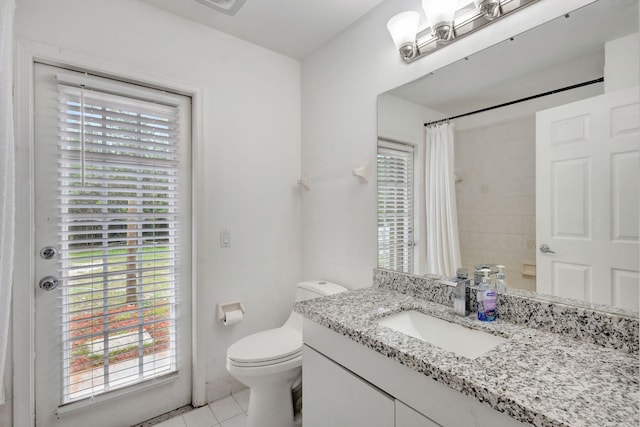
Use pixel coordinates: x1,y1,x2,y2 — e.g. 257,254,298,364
377,93,445,145
300,0,596,288
10,0,301,419
603,33,639,306
605,32,640,92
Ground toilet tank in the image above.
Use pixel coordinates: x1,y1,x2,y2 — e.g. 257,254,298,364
295,280,348,302
284,280,348,332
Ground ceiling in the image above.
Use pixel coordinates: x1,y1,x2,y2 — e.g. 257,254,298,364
387,0,639,116
139,0,387,59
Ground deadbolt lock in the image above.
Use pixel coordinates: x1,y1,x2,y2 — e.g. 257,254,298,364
40,246,58,260
39,276,59,291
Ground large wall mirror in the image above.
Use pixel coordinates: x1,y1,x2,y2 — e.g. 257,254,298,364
377,0,639,313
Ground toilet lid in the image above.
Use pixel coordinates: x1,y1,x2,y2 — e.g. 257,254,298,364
227,327,302,364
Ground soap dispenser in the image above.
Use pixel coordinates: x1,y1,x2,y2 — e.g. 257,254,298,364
496,265,507,292
477,269,497,321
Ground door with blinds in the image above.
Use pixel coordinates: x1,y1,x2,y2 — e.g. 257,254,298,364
33,63,192,427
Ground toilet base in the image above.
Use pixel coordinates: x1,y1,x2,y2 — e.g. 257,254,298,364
246,380,297,427
228,363,301,427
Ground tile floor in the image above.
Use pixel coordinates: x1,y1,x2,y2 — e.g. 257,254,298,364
155,389,249,427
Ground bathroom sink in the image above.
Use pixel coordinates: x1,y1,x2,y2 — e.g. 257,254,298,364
375,310,507,359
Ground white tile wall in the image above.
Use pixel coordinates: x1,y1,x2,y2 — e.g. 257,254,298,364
455,115,537,291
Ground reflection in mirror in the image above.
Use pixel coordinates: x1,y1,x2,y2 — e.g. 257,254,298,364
377,0,639,313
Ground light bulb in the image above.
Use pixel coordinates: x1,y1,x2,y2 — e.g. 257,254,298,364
386,11,420,49
421,0,456,29
386,11,420,61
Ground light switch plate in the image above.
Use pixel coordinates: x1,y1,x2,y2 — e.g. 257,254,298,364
220,228,231,248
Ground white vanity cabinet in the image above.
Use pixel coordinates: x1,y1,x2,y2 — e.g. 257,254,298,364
303,345,395,427
302,318,526,427
396,401,440,427
304,344,440,427
302,345,440,427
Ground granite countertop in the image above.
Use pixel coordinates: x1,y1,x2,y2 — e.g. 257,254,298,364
294,287,640,427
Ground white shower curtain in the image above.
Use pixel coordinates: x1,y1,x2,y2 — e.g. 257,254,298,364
0,0,16,406
423,123,461,277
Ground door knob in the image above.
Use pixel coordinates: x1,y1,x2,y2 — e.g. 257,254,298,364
539,244,556,254
39,276,59,291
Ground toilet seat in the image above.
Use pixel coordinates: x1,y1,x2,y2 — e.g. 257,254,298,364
228,350,302,368
227,327,302,368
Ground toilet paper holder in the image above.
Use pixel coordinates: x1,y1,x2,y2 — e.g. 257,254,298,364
217,300,246,323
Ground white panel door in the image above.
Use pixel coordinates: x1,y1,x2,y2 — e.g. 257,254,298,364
33,63,192,426
536,87,639,310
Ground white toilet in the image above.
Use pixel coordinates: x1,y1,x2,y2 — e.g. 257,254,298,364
226,280,348,427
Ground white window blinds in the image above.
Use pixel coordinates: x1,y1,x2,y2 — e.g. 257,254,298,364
56,80,182,404
377,142,415,273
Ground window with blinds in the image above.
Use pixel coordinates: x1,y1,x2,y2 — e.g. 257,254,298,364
57,81,181,403
377,142,415,273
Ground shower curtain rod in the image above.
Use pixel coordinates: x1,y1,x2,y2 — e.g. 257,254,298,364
423,77,604,127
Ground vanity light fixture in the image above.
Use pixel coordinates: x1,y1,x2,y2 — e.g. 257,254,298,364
422,0,457,43
387,11,421,61
387,0,539,63
474,0,502,20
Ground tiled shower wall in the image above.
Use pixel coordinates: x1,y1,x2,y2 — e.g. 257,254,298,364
454,115,536,291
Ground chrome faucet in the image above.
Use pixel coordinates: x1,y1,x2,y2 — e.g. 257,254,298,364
440,268,471,316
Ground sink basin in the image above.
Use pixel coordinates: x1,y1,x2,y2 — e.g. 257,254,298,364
375,310,507,359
